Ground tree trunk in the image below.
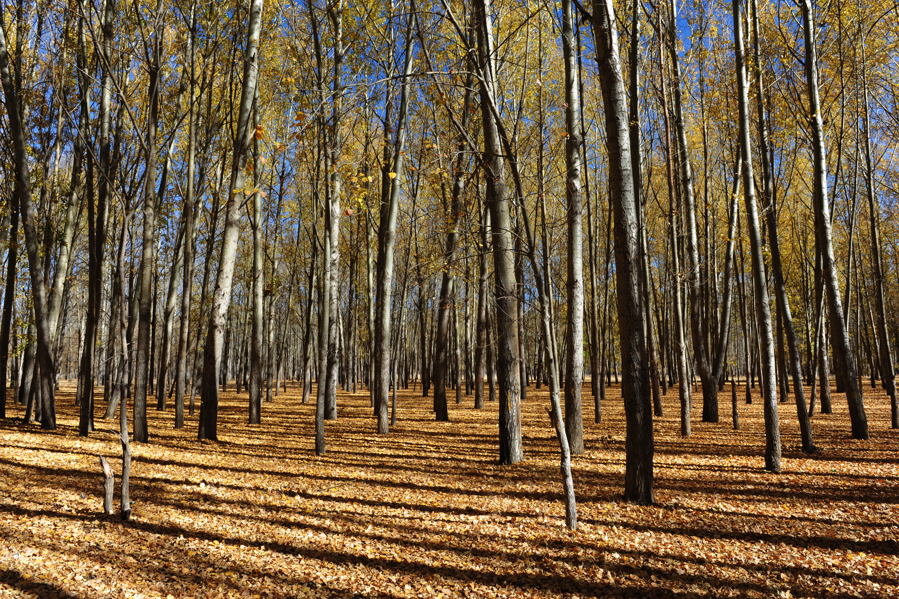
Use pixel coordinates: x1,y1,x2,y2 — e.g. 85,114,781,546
249,157,264,425
859,36,896,428
0,14,57,429
658,26,691,437
133,0,165,443
474,0,523,465
666,0,716,423
798,0,867,439
561,0,585,455
750,0,814,452
373,13,415,433
199,0,264,441
157,225,184,411
322,2,345,423
733,0,781,471
474,205,489,409
592,0,653,503
432,72,472,423
174,1,199,429
0,186,18,420
76,0,114,435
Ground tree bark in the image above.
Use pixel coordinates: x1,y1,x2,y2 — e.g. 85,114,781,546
474,0,523,465
199,0,264,440
592,0,652,503
76,0,114,435
750,0,814,452
0,10,57,429
658,24,691,437
373,11,415,433
474,205,489,410
432,73,472,424
133,0,165,443
174,1,199,429
0,184,18,420
248,150,264,425
666,0,716,423
859,34,896,428
798,0,867,439
733,0,781,471
561,0,585,455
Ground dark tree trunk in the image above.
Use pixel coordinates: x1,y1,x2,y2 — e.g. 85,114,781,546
750,0,814,452
199,0,264,441
798,0,867,439
0,187,18,420
733,0,781,471
0,14,57,430
474,0,523,465
133,0,165,443
592,0,653,504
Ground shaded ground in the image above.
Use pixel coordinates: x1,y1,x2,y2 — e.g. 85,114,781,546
0,380,897,598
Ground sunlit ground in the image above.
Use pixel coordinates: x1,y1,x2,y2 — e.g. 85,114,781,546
1,378,896,598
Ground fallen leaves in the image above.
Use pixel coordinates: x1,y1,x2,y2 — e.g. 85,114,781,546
0,381,897,598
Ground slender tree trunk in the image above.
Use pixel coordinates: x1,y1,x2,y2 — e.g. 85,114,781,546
666,0,715,423
301,228,318,406
630,0,662,419
133,0,165,443
0,190,18,419
119,317,132,522
592,0,652,503
248,166,264,425
432,73,472,423
561,0,585,455
733,0,781,471
474,205,489,409
0,12,56,430
174,1,198,429
798,0,867,439
658,29,691,437
199,0,264,440
156,227,183,410
321,1,345,423
750,0,814,452
374,14,415,433
474,0,523,465
859,37,896,428
76,0,114,435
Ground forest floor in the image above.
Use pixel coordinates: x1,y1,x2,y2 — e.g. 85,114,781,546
0,380,897,598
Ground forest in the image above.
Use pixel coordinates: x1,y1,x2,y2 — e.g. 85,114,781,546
0,0,897,596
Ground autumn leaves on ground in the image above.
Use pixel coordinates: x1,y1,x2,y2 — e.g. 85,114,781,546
1,384,897,599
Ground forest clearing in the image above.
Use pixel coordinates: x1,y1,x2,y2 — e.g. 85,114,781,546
1,382,897,598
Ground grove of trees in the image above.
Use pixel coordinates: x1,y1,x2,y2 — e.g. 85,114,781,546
0,0,896,531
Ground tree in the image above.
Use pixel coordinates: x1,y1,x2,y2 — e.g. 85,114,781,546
0,166,17,420
133,0,166,443
591,0,653,503
858,21,896,429
473,0,523,465
732,0,780,471
174,0,200,429
797,0,867,439
373,5,416,433
749,0,814,452
199,0,265,441
561,0,585,456
0,4,57,430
